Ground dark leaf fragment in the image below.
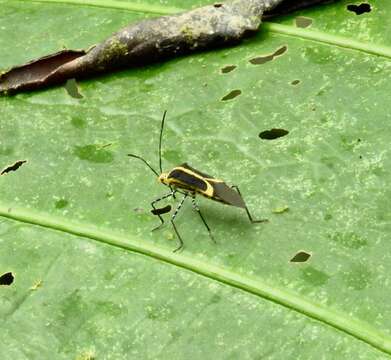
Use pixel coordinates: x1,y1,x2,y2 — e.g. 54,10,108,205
1,160,27,175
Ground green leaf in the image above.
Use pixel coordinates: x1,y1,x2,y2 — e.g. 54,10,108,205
1,0,391,358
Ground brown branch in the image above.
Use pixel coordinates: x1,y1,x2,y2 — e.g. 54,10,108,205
0,0,339,95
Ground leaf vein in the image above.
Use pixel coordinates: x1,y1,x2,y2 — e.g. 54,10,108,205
1,205,391,356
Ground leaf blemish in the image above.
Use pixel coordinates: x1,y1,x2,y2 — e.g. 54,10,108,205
272,205,289,214
55,199,69,209
134,208,145,213
249,45,287,65
0,272,14,286
221,89,242,101
74,145,114,164
290,251,312,263
221,65,237,74
1,160,27,175
347,3,371,15
259,128,289,140
291,79,301,86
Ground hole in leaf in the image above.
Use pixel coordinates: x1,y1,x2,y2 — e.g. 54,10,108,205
221,65,237,74
259,128,289,140
273,45,287,57
65,78,83,99
151,205,172,216
249,45,287,65
290,251,311,263
1,160,27,175
291,79,301,86
221,89,241,101
347,3,371,15
249,55,273,65
295,16,313,28
0,272,14,285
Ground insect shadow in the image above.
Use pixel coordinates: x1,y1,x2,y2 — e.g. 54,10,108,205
128,111,268,252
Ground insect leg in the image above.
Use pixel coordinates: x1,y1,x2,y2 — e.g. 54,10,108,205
231,185,268,224
191,194,215,244
151,191,176,231
171,194,188,252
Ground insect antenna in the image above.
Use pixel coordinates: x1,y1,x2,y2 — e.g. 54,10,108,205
127,154,159,177
159,110,167,174
156,110,175,195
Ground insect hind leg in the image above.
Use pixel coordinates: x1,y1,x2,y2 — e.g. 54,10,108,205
151,191,176,231
191,195,216,244
231,185,268,224
171,194,188,252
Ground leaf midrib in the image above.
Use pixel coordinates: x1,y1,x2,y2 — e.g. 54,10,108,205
14,0,391,59
1,204,391,356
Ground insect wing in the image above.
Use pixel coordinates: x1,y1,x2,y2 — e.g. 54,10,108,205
180,163,213,179
168,168,208,191
210,182,246,208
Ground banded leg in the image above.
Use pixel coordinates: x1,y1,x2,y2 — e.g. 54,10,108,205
171,194,188,253
231,185,268,223
151,191,175,231
191,195,215,244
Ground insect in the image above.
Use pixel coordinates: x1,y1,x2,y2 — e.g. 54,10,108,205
128,111,268,252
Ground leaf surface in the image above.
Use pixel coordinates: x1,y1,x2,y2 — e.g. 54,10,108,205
1,0,391,358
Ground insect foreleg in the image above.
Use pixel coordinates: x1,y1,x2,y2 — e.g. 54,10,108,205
191,195,215,244
171,194,188,252
151,191,176,231
231,185,268,224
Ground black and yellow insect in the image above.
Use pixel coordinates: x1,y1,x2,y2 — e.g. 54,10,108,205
128,111,267,252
